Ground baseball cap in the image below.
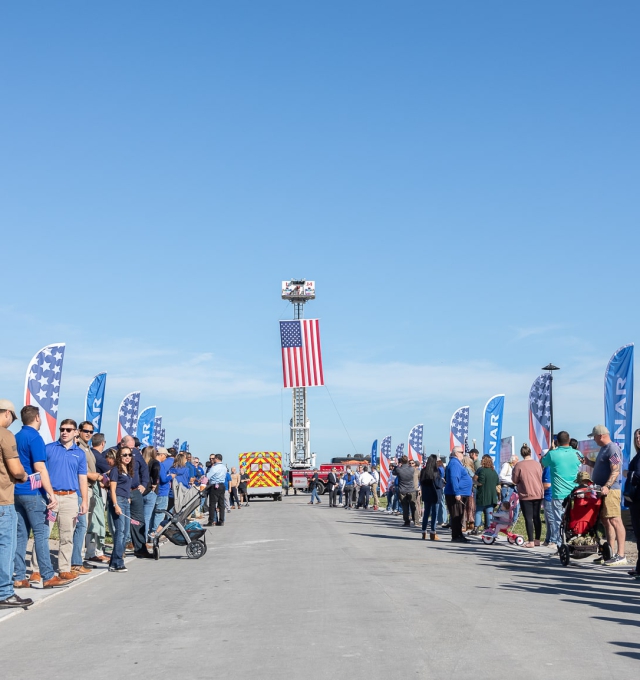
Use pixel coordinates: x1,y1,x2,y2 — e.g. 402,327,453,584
156,446,169,455
587,425,609,438
576,471,592,484
0,399,18,423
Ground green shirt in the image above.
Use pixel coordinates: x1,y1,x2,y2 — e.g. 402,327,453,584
540,447,581,499
475,467,499,507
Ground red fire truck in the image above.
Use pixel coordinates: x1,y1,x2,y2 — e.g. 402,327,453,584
288,456,371,495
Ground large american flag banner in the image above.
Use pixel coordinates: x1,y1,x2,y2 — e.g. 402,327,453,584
173,438,179,452
408,424,423,463
380,435,392,493
450,406,469,451
279,319,324,388
24,343,66,444
117,391,140,443
159,429,166,446
395,442,404,460
529,374,551,459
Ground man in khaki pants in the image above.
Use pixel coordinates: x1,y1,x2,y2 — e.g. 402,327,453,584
45,419,88,581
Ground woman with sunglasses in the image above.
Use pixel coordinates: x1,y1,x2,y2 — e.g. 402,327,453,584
108,447,134,573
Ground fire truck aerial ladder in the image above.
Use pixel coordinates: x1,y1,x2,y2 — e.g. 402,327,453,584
281,279,316,470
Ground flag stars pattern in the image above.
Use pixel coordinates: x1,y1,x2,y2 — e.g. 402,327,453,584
118,392,140,439
26,344,65,419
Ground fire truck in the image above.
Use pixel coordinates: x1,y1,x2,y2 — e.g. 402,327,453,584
239,451,283,501
288,456,371,495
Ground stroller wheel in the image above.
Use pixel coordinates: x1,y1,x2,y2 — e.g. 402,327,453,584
559,544,570,567
153,545,159,561
515,536,525,547
186,540,207,559
481,534,495,545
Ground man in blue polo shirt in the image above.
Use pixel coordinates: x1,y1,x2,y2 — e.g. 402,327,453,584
46,419,88,581
13,406,67,589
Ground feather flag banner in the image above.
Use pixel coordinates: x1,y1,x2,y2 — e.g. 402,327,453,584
24,343,66,444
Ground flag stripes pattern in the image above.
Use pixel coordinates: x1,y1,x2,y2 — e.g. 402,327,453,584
380,436,392,493
280,319,324,388
408,424,423,463
528,374,551,458
450,406,470,451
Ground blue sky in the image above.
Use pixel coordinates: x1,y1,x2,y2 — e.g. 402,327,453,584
2,1,639,465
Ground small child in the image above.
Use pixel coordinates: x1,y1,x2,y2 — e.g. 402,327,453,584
493,501,511,524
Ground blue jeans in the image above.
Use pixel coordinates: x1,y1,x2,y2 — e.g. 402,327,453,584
0,505,18,600
152,495,169,534
143,491,157,540
549,498,564,545
310,488,320,503
475,505,494,529
108,497,130,569
14,494,54,581
421,503,438,533
72,495,87,566
437,491,447,524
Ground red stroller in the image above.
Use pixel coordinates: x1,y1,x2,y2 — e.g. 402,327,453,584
557,485,612,566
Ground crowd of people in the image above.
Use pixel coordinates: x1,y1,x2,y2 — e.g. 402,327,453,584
0,399,250,610
314,426,640,578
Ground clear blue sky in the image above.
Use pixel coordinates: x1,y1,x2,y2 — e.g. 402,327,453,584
2,1,639,465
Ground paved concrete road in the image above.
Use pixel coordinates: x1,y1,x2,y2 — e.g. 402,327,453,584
1,496,639,679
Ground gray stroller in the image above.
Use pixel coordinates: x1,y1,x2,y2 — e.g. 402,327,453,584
151,481,208,559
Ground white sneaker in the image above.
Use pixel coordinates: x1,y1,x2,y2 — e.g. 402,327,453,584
604,554,628,566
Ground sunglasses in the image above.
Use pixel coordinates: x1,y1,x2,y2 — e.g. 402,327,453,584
80,428,94,434
121,454,132,458
60,427,76,433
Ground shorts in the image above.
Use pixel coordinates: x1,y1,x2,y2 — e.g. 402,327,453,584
601,489,621,518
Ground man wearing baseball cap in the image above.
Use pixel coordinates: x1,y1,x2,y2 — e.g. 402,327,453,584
583,425,626,566
0,400,33,609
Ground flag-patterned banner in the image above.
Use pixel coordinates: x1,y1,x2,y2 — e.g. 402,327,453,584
395,442,404,460
279,319,324,388
160,429,165,446
408,424,423,463
380,436,392,493
24,343,66,444
117,392,140,443
180,441,189,452
450,406,469,451
153,417,162,446
529,375,551,459
173,438,179,452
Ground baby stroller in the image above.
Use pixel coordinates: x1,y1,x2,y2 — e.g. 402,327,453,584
152,481,209,560
481,490,524,546
557,484,611,567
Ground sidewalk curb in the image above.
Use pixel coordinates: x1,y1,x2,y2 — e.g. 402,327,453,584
0,556,134,625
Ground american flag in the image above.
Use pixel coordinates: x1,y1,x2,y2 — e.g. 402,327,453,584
450,406,470,451
529,375,551,459
153,417,162,446
117,392,140,443
408,424,423,463
159,429,165,446
29,473,42,490
173,438,179,451
279,319,324,388
24,343,66,444
380,435,392,493
396,442,404,459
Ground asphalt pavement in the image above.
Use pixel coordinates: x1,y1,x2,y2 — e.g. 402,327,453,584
1,495,639,679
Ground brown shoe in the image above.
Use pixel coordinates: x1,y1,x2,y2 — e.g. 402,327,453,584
71,565,92,575
42,575,69,589
430,533,440,541
86,555,110,564
58,571,79,582
126,543,134,551
29,572,41,583
13,579,31,589
421,532,427,540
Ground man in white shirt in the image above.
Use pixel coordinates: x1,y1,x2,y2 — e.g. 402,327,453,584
371,466,380,510
357,466,374,509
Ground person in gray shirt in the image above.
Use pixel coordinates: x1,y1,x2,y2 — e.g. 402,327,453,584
393,456,417,527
